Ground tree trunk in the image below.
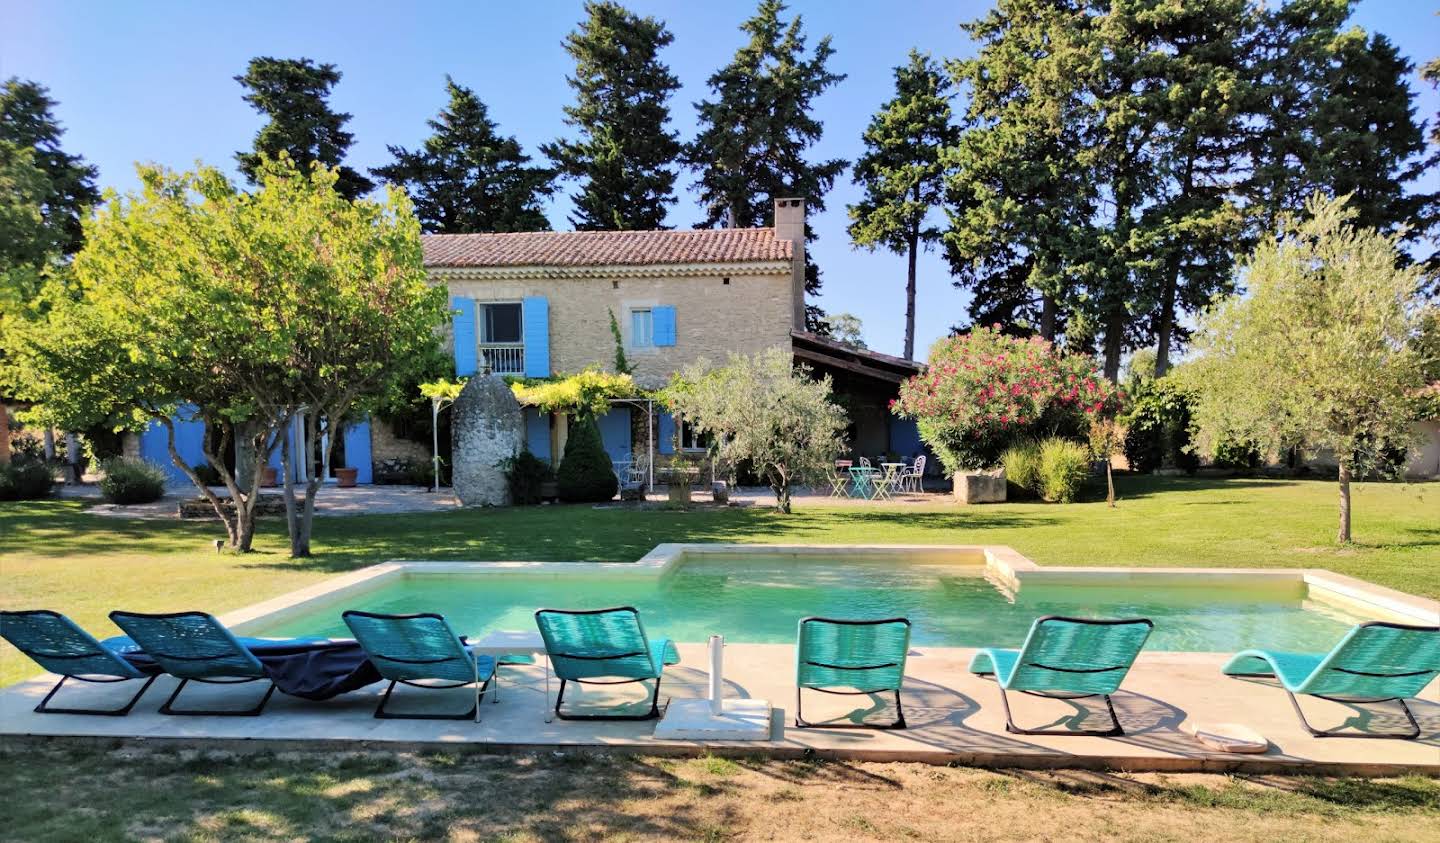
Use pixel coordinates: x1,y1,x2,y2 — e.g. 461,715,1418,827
1105,460,1115,508
904,228,918,361
1154,255,1180,378
65,433,81,482
1040,294,1057,342
1336,461,1352,544
42,427,54,461
0,400,9,464
1102,312,1125,382
162,416,241,548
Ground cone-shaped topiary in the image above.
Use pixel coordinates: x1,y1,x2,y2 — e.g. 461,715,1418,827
556,414,618,503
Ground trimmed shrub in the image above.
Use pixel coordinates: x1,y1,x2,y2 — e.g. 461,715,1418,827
502,449,555,505
1121,378,1198,474
0,461,55,501
556,415,618,503
1212,437,1264,472
1038,437,1091,503
99,457,167,504
193,462,223,486
1001,440,1042,499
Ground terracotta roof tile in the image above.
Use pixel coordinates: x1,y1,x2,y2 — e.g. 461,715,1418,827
423,227,792,268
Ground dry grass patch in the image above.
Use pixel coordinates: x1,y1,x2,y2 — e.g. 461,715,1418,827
1,744,1436,842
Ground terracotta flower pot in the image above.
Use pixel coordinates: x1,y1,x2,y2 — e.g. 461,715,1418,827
260,466,278,488
335,467,359,488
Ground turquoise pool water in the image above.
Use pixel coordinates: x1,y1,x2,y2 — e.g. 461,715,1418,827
248,555,1373,652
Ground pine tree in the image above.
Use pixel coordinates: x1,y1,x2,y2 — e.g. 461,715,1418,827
688,0,847,330
1419,54,1440,281
848,51,958,360
0,78,99,257
372,77,553,233
235,57,374,200
543,1,682,231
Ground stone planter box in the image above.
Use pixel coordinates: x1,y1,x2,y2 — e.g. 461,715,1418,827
179,494,287,519
953,469,1006,504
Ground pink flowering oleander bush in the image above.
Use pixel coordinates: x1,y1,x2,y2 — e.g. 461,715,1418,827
892,326,1123,473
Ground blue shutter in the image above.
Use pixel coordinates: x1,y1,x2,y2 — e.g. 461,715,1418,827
653,305,676,346
343,418,373,484
523,296,550,377
658,412,676,455
452,296,478,376
524,408,552,462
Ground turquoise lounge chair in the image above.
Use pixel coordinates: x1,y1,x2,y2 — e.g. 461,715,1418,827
534,606,679,721
342,610,497,721
1221,621,1439,739
109,610,276,716
0,610,158,715
795,616,912,729
968,616,1153,736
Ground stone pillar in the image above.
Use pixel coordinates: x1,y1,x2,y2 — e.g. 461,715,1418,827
451,374,525,506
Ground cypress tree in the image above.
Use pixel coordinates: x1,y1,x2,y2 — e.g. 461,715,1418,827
0,78,99,257
372,77,554,233
543,1,682,231
556,414,619,503
235,57,374,200
848,51,959,360
688,0,847,331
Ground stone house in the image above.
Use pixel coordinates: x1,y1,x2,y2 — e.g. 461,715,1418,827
125,198,925,487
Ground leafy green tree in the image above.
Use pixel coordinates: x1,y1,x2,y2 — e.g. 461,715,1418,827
1244,6,1427,251
688,0,846,330
663,347,847,513
826,312,865,349
235,57,374,200
848,51,958,360
1179,195,1429,543
4,157,446,554
0,78,99,257
543,1,682,231
372,76,553,233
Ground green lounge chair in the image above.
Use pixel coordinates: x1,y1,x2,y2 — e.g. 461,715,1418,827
1221,621,1439,740
109,610,276,716
0,610,158,715
795,616,911,729
342,610,497,721
534,606,679,721
968,616,1154,736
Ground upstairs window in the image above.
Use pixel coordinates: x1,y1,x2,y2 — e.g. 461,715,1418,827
481,302,522,344
631,308,654,348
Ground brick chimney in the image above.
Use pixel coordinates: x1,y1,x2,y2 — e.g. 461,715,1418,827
774,197,806,330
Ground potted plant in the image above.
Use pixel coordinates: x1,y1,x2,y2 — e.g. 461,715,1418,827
334,466,359,488
260,465,278,487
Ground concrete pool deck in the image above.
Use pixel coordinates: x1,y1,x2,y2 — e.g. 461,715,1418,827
1,644,1437,775
4,544,1436,773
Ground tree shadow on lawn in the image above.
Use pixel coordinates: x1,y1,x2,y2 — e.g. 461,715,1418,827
236,503,1063,574
1107,475,1304,501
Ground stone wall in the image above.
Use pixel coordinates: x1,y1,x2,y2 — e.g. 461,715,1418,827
370,417,432,466
436,269,793,389
450,374,524,506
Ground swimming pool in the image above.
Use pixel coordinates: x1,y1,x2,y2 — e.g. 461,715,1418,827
240,551,1399,653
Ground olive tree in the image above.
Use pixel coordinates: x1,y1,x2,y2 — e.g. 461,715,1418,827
5,157,445,554
1179,194,1430,543
662,347,847,513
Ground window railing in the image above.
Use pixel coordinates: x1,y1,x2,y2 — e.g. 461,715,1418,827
479,343,525,374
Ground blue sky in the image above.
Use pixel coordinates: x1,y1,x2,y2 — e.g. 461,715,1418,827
3,1,1436,360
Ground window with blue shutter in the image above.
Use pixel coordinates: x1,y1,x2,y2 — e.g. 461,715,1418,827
653,305,676,346
522,296,550,377
658,411,676,455
452,296,478,376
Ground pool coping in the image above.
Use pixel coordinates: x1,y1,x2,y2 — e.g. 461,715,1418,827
219,543,1440,637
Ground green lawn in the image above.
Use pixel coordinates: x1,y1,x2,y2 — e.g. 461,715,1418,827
1,475,1435,686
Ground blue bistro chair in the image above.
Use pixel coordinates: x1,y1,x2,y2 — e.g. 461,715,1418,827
342,610,497,721
108,610,276,716
534,607,679,721
1222,621,1440,740
968,616,1154,736
0,610,158,715
795,616,912,729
